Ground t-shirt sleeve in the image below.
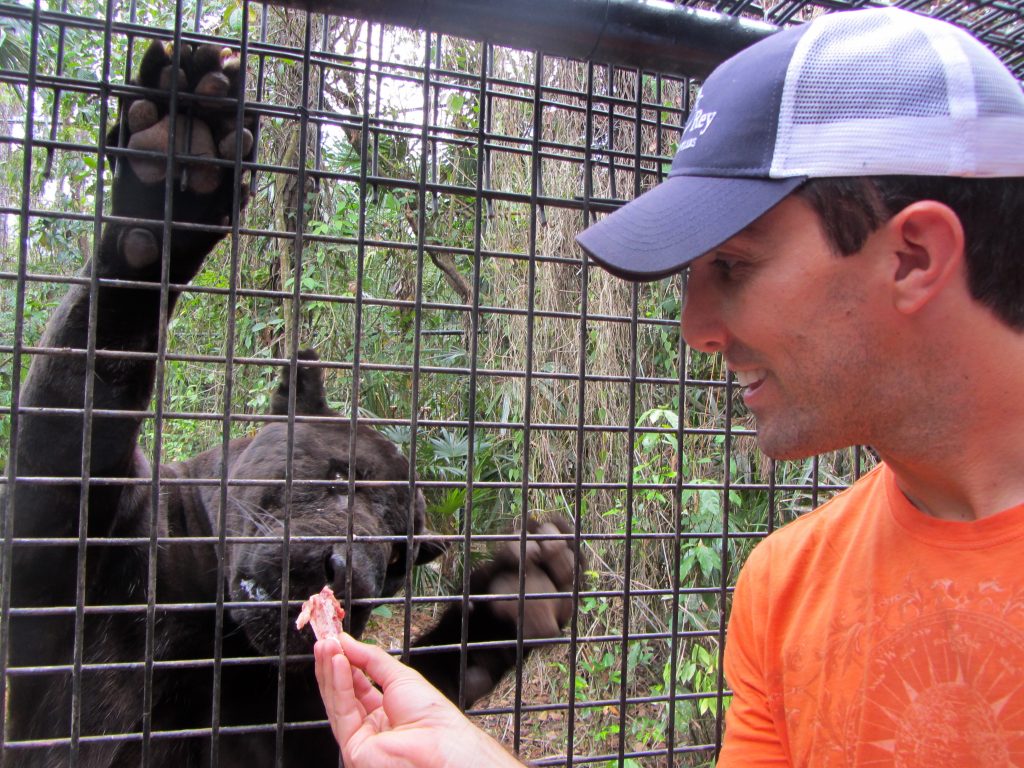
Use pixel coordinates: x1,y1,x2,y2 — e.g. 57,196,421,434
716,544,790,767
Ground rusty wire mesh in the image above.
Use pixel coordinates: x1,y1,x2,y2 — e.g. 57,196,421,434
0,0,1019,766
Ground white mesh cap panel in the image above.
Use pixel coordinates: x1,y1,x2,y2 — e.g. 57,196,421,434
770,8,1024,178
973,42,1024,117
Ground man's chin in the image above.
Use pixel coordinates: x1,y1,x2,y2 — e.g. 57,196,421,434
759,445,816,461
753,424,832,461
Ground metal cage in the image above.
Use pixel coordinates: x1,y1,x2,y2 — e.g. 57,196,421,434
0,0,1021,766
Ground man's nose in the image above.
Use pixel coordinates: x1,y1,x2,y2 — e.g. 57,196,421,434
680,276,727,354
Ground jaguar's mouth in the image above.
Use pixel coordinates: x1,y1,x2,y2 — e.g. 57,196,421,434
237,577,271,603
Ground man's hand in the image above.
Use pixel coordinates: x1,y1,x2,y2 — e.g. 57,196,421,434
314,635,527,768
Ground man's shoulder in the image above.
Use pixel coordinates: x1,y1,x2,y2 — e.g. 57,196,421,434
743,462,889,575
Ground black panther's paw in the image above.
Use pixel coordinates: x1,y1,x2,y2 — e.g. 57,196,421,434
410,514,579,706
459,514,579,704
103,40,256,280
486,515,577,640
118,40,254,195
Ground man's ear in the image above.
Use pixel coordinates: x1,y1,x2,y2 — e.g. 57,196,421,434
889,200,965,316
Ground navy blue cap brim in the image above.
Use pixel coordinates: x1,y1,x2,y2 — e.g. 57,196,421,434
575,174,806,282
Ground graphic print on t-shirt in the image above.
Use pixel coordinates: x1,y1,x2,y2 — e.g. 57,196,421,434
786,576,1024,767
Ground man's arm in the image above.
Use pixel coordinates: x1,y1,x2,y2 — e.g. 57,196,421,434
717,557,791,767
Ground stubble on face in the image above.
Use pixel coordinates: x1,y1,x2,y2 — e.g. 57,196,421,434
682,195,910,463
750,337,880,461
730,213,892,461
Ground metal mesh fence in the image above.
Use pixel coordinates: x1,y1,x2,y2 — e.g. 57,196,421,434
0,1,1019,766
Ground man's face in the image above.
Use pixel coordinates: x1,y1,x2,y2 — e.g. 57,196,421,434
680,194,896,459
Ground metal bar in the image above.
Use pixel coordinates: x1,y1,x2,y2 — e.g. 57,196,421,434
72,7,116,763
713,375,735,758
399,24,433,667
2,586,730,619
613,77,644,765
275,13,317,765
3,528,774,545
209,3,253,763
456,38,490,710
564,54,598,768
607,65,616,201
0,0,43,759
665,74,689,768
614,285,640,765
343,0,375,645
259,0,778,78
141,6,189,762
511,45,546,756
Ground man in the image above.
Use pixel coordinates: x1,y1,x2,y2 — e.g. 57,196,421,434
313,7,1024,766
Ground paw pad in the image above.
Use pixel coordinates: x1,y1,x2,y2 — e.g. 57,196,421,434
120,227,159,269
118,40,254,197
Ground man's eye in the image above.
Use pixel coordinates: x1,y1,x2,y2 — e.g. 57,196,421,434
712,256,743,280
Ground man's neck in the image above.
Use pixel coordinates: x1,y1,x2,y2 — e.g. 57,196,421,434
876,336,1024,522
886,463,1024,522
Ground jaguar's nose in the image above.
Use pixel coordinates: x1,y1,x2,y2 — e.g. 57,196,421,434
324,550,347,585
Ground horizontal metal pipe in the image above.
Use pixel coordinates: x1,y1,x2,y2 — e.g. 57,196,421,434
259,0,778,78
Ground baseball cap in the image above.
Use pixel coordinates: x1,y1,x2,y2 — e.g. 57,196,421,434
576,7,1024,282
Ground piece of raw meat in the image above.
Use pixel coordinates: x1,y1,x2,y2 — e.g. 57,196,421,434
296,585,346,641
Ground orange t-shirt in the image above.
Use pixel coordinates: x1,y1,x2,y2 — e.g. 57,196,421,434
718,463,1024,767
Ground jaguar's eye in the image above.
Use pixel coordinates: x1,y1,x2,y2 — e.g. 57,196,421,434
389,547,402,566
326,470,347,495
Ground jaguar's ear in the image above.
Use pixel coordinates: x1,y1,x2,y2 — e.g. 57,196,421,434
415,535,448,565
270,349,334,416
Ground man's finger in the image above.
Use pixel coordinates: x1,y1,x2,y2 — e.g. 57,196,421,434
338,633,461,727
313,639,335,714
314,638,341,710
351,663,384,712
327,649,376,750
338,633,418,690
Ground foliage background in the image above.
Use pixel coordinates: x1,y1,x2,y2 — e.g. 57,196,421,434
0,1,870,764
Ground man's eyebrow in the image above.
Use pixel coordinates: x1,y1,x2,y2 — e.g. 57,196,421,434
720,214,778,250
698,216,771,262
